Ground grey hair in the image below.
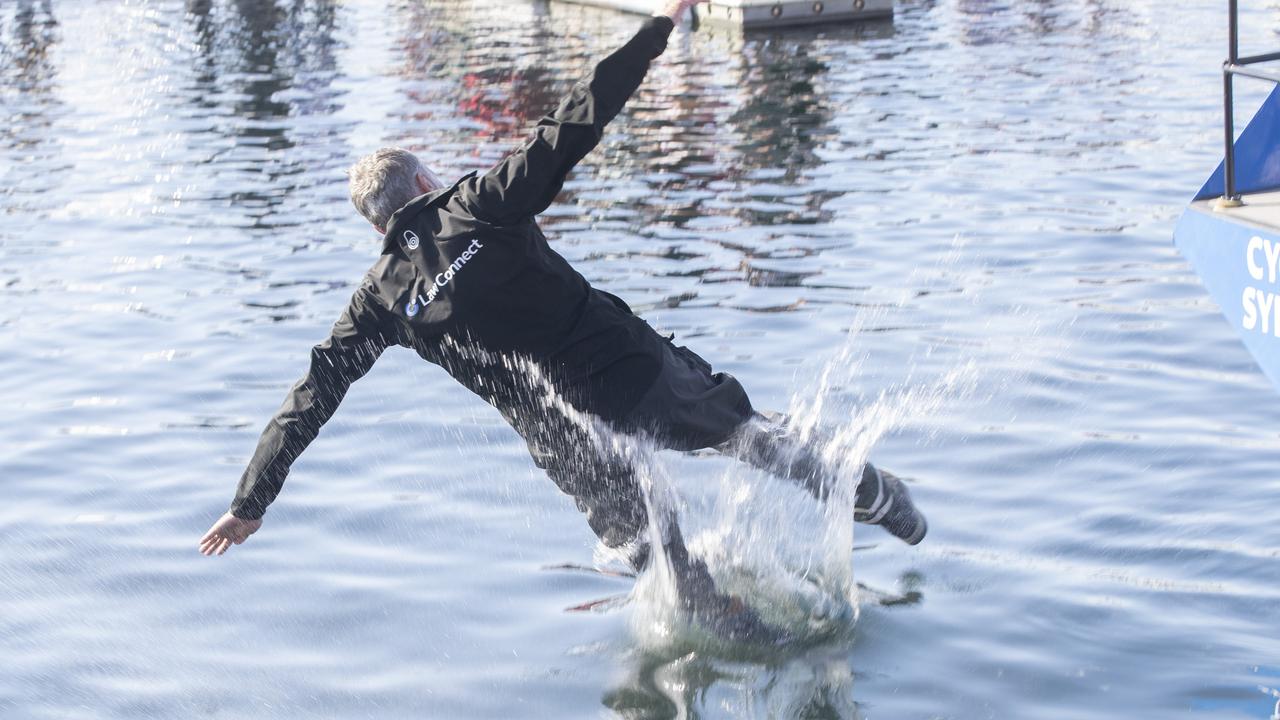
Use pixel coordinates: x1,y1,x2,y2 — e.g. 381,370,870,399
347,148,427,229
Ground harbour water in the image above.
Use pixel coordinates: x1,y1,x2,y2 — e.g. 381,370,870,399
3,0,1279,717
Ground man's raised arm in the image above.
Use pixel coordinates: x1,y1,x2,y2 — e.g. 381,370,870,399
199,288,389,556
464,0,699,225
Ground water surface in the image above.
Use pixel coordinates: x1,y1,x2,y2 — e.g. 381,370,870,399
3,0,1280,717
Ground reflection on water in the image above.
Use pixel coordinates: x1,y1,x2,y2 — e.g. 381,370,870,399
3,0,1280,718
605,644,861,719
183,0,343,231
0,1,63,225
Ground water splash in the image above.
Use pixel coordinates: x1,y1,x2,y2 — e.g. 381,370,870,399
436,238,999,653
621,351,979,653
623,237,994,653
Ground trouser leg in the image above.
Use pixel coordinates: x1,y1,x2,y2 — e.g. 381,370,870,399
713,410,881,508
714,410,929,544
504,405,651,566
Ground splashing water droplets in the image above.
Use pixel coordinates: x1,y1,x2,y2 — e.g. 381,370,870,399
432,240,998,653
620,239,991,653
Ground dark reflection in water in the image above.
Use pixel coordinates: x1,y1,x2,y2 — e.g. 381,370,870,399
182,0,342,231
0,1,63,223
0,0,58,112
605,645,862,719
386,3,891,230
954,0,1131,45
376,6,905,317
396,0,566,144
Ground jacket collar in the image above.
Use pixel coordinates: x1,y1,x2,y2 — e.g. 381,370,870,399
381,170,478,254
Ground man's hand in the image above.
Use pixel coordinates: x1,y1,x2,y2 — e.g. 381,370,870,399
198,512,262,556
655,0,703,22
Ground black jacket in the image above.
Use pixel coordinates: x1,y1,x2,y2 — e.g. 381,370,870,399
229,16,677,521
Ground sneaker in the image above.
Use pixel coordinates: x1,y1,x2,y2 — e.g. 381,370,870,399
855,465,928,545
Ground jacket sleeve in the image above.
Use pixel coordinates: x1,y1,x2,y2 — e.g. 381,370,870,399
229,288,389,520
464,15,676,225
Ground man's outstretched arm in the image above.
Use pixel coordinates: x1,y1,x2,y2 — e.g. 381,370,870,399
465,0,700,225
199,288,389,556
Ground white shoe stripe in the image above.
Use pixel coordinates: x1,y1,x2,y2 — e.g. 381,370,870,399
856,466,886,518
867,494,894,524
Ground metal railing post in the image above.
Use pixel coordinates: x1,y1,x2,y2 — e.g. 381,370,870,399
1223,0,1242,205
1212,1,1280,209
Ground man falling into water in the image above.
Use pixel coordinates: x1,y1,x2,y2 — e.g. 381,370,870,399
199,0,926,636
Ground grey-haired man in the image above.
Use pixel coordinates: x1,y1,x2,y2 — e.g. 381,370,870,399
199,0,925,637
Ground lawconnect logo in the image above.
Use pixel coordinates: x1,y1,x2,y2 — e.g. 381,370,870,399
404,239,485,317
402,230,420,250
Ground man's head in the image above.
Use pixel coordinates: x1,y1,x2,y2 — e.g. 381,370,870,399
347,148,443,233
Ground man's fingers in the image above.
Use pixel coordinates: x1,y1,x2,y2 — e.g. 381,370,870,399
200,534,229,556
200,536,222,556
198,514,259,555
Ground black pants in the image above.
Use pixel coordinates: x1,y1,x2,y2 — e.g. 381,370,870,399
505,338,878,567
